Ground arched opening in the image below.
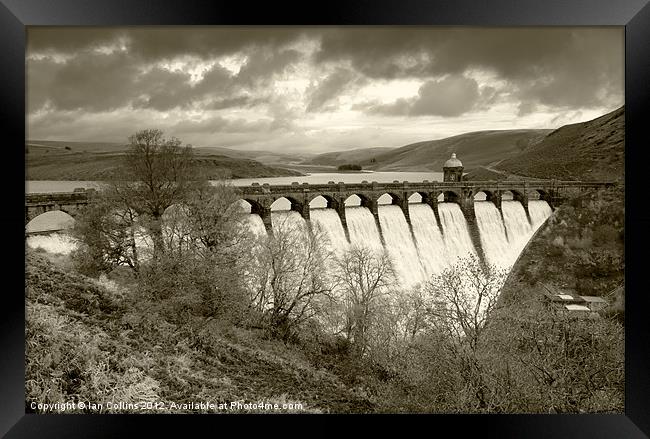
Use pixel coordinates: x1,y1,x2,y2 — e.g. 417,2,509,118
309,194,338,210
344,194,371,207
236,200,266,236
408,193,422,203
440,190,460,203
310,195,328,209
26,210,75,233
232,199,253,214
473,190,494,202
511,190,526,203
501,190,514,201
377,193,401,205
533,189,548,201
408,192,430,204
271,196,302,212
243,199,265,216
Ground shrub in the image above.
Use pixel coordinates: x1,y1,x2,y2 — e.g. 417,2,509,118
134,253,250,326
337,164,362,171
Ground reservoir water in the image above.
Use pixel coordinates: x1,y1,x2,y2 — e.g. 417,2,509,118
26,171,444,193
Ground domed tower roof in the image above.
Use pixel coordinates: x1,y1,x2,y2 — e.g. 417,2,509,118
444,153,463,168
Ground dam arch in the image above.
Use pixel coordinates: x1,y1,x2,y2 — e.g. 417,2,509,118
441,190,461,203
25,210,76,234
309,194,340,210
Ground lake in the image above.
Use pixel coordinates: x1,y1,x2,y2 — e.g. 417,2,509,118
26,171,444,193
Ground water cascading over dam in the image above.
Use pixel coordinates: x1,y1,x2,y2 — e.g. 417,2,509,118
271,210,309,238
501,200,535,261
249,199,552,290
309,208,350,257
344,206,384,253
437,203,478,265
408,204,448,277
474,201,512,269
379,205,428,288
528,200,554,229
244,213,267,237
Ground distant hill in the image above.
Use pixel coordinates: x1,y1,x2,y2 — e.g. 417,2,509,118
26,140,303,180
27,140,129,154
495,106,624,181
305,147,395,167
360,130,550,172
193,146,314,166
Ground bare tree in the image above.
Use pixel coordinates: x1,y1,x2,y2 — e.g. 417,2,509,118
114,129,198,259
420,255,508,410
73,130,255,280
248,215,334,341
183,177,251,262
425,255,507,351
71,190,140,274
333,245,396,358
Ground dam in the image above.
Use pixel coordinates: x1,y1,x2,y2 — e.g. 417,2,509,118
25,154,615,289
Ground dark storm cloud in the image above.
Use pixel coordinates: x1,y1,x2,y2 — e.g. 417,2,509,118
28,52,142,112
360,75,481,117
236,48,302,86
28,27,305,61
28,52,251,113
131,67,196,111
315,27,623,111
411,76,480,116
26,28,125,54
306,68,366,112
27,30,303,114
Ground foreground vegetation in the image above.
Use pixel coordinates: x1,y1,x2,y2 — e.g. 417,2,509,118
26,129,624,414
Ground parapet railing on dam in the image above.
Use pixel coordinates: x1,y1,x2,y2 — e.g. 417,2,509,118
25,179,616,229
25,179,616,265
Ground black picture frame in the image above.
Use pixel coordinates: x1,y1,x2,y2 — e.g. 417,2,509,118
5,0,650,436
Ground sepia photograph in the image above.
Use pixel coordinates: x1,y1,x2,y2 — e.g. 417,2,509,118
24,25,626,415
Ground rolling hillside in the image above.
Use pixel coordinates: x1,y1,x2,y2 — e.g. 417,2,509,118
26,141,303,180
496,106,624,181
357,130,550,172
305,147,394,167
193,146,314,166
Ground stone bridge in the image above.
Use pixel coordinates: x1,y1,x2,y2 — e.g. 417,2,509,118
237,179,615,232
26,180,615,235
25,188,96,227
25,180,616,262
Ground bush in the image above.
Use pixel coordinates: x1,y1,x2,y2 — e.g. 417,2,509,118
337,164,362,171
134,253,250,326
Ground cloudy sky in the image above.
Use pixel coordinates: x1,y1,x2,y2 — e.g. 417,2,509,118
27,27,624,153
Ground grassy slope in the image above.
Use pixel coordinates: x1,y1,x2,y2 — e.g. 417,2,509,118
496,106,624,181
25,251,374,413
362,129,550,172
305,147,395,167
26,141,303,180
193,146,315,166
